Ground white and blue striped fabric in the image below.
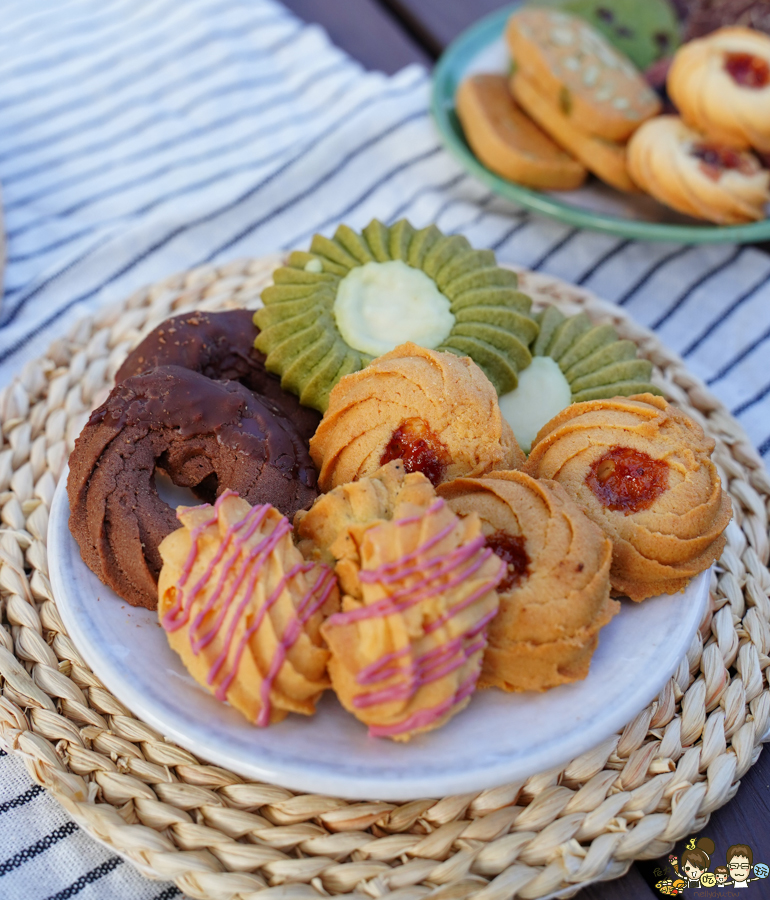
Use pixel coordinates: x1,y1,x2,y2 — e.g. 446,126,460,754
1,1,769,897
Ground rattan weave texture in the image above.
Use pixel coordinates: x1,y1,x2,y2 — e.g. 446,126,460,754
0,255,768,900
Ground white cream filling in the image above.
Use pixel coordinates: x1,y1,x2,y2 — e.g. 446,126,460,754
333,260,455,357
499,357,572,452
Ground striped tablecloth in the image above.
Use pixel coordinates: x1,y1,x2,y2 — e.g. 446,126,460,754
1,1,769,897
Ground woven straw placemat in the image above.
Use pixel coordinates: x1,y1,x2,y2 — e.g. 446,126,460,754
0,255,768,900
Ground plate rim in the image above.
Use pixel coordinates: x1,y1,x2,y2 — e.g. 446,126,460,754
49,466,710,801
430,2,770,245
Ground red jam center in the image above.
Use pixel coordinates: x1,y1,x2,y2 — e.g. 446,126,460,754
486,531,530,592
724,51,770,89
692,142,743,170
586,446,669,514
380,418,450,487
691,142,754,180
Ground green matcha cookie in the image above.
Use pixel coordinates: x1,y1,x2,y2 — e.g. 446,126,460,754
254,220,539,412
534,0,681,69
533,307,660,401
498,306,661,451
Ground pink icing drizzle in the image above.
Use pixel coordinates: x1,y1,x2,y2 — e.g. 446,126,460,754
324,501,504,737
368,672,480,738
161,495,335,727
161,489,238,631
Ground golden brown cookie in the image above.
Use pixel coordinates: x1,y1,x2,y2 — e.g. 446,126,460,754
158,492,338,726
506,8,661,142
511,72,638,192
296,461,503,741
309,342,525,492
438,471,616,693
456,74,587,190
523,394,732,601
628,115,769,223
668,27,770,152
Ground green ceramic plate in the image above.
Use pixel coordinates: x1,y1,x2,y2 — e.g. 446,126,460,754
431,3,770,244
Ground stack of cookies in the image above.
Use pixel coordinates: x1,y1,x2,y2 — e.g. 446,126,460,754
456,4,770,224
458,8,661,194
70,222,732,743
629,27,770,223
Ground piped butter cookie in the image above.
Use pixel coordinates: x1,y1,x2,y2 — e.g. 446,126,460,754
158,493,338,726
668,26,770,152
523,394,732,601
498,308,660,451
254,220,539,412
438,471,617,693
456,74,587,190
628,115,770,223
295,461,503,740
506,8,661,142
309,343,525,492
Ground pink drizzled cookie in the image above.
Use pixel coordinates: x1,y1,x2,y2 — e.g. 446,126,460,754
158,492,338,726
296,461,504,741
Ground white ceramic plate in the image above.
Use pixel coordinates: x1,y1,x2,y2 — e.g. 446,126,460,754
49,471,709,801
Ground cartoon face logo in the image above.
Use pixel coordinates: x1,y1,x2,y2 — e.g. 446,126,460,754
726,845,753,885
729,858,751,883
683,860,705,881
681,836,715,885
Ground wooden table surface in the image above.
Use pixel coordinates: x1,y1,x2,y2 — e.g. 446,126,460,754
281,2,770,898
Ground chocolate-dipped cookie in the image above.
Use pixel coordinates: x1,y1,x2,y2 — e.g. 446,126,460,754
116,309,321,442
67,365,318,609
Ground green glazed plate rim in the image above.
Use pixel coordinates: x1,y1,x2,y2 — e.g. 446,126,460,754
431,2,770,245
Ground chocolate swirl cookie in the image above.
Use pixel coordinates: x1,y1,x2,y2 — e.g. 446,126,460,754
116,309,321,441
67,365,318,609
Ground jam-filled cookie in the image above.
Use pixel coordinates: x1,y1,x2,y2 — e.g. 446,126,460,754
506,8,661,142
628,115,770,223
254,220,539,411
523,394,732,601
456,74,587,190
510,72,638,193
295,461,503,740
668,26,770,152
158,493,337,725
309,342,525,491
438,471,616,693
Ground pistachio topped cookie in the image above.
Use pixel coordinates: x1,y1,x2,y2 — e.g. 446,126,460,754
498,307,660,451
254,220,539,411
506,8,661,141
